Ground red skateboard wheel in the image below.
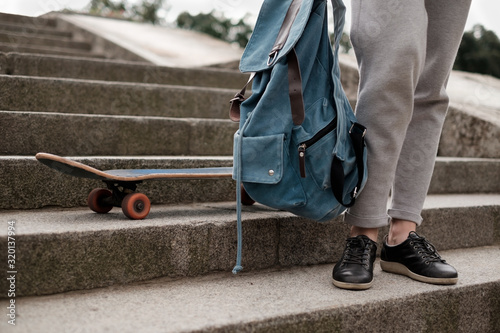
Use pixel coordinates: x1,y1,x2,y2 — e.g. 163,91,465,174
121,193,151,220
87,188,113,214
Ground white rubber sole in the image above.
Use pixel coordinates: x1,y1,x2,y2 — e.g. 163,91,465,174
332,278,373,290
380,260,458,285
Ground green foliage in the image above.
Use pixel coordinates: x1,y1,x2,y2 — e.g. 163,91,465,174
454,24,500,78
329,32,352,54
87,0,167,25
176,11,252,48
132,0,166,25
339,32,352,54
89,0,125,16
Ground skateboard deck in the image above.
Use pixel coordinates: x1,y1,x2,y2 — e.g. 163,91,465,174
35,153,244,220
36,153,233,181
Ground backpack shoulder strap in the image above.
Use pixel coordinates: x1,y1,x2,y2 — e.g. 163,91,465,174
268,0,303,66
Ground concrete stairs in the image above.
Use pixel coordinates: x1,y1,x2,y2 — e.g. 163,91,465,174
3,246,500,332
0,13,106,59
0,12,499,332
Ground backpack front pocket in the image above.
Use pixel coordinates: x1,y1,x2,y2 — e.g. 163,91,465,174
292,97,338,190
236,133,285,184
297,116,337,179
234,132,307,210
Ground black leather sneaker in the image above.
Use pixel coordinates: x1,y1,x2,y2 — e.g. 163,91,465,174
380,231,458,285
332,235,377,290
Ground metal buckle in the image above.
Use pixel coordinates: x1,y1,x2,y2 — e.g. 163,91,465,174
229,93,245,104
267,51,278,66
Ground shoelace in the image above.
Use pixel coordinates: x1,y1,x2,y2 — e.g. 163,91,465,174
342,237,372,265
410,235,444,264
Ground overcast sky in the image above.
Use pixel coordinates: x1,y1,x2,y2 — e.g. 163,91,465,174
1,0,499,36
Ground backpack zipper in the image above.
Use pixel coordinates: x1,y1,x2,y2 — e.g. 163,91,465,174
298,117,337,178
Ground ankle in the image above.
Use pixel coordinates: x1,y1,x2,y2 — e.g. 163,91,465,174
387,219,417,245
350,226,378,243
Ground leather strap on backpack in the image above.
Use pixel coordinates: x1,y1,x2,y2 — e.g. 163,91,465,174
230,0,304,124
287,48,305,125
229,51,304,125
267,0,303,66
229,73,254,122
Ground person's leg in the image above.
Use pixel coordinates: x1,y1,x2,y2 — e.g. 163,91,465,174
387,219,416,245
380,0,471,285
388,0,473,240
333,0,428,290
344,0,428,230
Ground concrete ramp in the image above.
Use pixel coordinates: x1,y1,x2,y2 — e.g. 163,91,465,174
441,70,500,158
56,13,243,68
448,70,500,126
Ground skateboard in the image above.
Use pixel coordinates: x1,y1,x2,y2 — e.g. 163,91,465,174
36,152,254,220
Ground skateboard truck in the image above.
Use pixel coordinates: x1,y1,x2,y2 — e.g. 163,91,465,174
88,181,151,219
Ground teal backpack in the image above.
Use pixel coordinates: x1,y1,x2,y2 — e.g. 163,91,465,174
230,0,367,273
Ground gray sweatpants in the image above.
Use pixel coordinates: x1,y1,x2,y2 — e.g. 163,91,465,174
344,0,472,228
